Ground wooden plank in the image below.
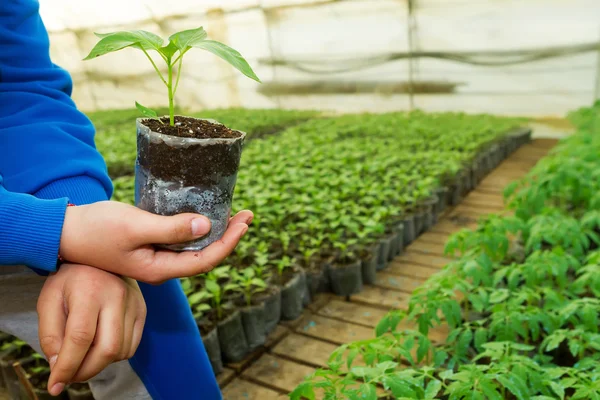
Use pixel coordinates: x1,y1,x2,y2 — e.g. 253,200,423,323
394,251,452,268
351,286,410,309
429,218,477,234
265,325,290,348
222,379,282,400
450,205,504,216
406,240,448,256
272,333,337,368
318,300,390,328
374,272,425,293
386,262,439,280
218,368,237,388
417,231,448,245
306,293,333,313
296,314,374,344
242,354,314,393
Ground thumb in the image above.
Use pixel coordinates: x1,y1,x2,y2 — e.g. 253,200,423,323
132,210,212,245
37,284,67,370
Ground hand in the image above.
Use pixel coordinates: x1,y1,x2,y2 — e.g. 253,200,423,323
37,263,146,396
59,201,252,284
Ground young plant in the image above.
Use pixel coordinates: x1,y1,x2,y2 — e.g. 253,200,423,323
229,267,267,306
84,28,260,125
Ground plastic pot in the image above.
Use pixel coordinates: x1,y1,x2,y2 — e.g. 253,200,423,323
280,267,306,320
305,267,325,302
317,262,332,293
434,187,448,214
393,223,405,257
255,285,281,334
361,245,379,285
403,215,416,245
376,235,394,271
421,196,438,231
329,260,363,296
413,211,425,236
135,117,246,251
217,309,249,362
202,326,223,375
239,303,266,350
66,383,95,400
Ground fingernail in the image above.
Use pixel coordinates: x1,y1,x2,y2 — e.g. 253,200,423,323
191,218,210,236
240,224,249,236
246,216,253,225
49,355,57,369
50,383,65,396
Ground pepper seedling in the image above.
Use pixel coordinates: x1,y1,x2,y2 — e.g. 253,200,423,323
84,27,260,126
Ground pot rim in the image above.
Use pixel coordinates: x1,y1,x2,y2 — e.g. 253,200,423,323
136,116,247,146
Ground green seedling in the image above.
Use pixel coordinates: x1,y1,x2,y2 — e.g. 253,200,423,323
84,27,260,126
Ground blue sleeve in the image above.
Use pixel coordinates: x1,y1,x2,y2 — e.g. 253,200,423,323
0,0,113,204
0,174,68,271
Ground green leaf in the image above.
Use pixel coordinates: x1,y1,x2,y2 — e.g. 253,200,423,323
347,348,358,370
205,279,220,294
489,289,509,304
383,375,417,398
424,380,442,399
84,30,164,59
191,40,260,82
290,381,315,400
474,328,488,351
135,101,158,118
358,383,377,400
549,381,565,400
479,379,503,400
496,374,529,400
168,27,208,51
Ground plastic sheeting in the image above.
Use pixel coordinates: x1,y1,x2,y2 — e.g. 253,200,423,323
40,0,600,116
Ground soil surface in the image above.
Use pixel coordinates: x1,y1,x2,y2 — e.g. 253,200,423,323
143,117,242,139
137,118,244,187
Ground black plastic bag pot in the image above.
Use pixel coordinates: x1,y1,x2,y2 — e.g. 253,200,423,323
393,223,405,257
376,235,394,271
305,267,325,301
413,211,425,236
403,215,416,245
67,383,95,400
317,262,332,293
329,261,363,296
280,268,306,320
361,245,379,285
135,117,246,251
255,286,281,334
240,303,266,350
422,196,438,231
448,177,463,206
434,187,448,214
217,309,249,362
202,326,223,375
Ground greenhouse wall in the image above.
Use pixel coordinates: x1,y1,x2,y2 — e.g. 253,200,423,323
41,0,600,116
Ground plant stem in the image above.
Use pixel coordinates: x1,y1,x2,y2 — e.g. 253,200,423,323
141,48,167,87
167,62,174,126
173,56,184,97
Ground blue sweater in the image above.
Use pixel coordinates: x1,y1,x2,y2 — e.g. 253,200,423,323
0,0,113,269
0,2,222,399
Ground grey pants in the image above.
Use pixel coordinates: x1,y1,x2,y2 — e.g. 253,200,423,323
0,266,151,399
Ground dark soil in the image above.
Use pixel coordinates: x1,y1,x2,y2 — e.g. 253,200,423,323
137,118,244,186
272,268,300,287
143,116,242,139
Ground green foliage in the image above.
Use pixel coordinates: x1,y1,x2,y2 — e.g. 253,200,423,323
84,27,259,125
290,102,600,399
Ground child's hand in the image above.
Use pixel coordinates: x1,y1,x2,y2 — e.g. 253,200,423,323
59,201,252,284
37,263,146,396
